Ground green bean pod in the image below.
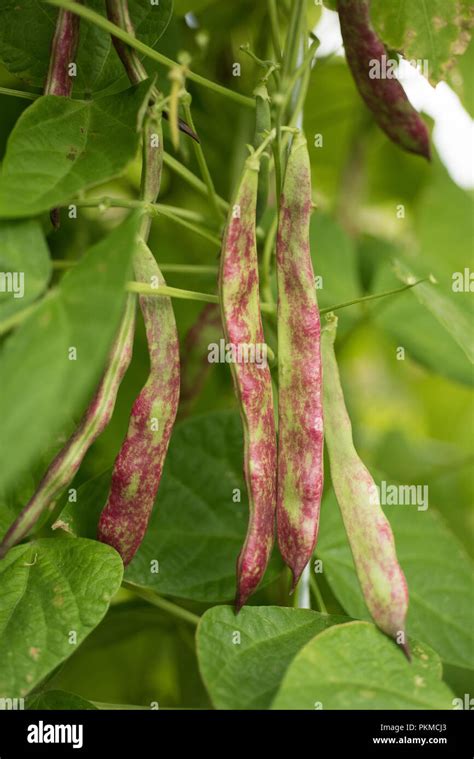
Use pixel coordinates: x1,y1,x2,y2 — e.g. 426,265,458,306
219,154,277,609
276,131,323,589
0,293,136,558
322,314,410,655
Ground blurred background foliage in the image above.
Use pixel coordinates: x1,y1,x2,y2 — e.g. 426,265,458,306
0,0,472,708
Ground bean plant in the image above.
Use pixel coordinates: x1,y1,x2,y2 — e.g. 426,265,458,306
0,0,472,714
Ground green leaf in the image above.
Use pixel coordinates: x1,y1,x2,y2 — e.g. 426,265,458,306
0,82,151,218
311,212,361,335
0,220,51,320
271,621,455,709
196,605,347,709
449,36,474,118
304,60,362,200
52,604,210,709
27,689,97,710
395,260,474,364
371,0,473,85
0,538,123,698
0,212,139,496
317,489,474,669
371,261,474,386
57,411,284,602
0,0,173,94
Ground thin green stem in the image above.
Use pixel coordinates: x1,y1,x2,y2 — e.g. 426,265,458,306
252,128,276,161
149,206,221,247
0,298,47,336
45,0,255,108
319,278,430,316
163,152,229,213
267,0,283,63
72,196,212,225
0,86,37,100
309,572,328,614
182,100,224,220
72,195,221,245
122,581,200,626
51,259,218,276
282,0,302,80
127,281,219,305
280,37,318,114
262,213,278,303
1,277,428,337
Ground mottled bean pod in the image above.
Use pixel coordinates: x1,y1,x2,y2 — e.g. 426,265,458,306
97,113,181,565
0,293,136,558
219,154,277,609
276,131,323,589
322,314,410,656
44,3,82,228
337,0,430,159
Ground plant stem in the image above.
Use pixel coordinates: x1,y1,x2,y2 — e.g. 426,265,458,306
122,581,200,626
262,213,278,303
319,278,431,315
149,206,221,247
0,276,430,338
45,0,255,108
267,0,283,63
163,152,229,213
0,299,47,336
295,564,311,609
52,260,218,276
182,99,224,220
0,86,37,100
309,572,328,614
72,196,221,246
73,196,212,224
280,37,318,115
127,281,218,304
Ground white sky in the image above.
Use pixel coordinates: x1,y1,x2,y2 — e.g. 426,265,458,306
314,7,474,189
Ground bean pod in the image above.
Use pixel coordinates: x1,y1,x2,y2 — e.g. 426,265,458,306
0,293,136,559
276,131,323,590
337,0,430,159
322,314,410,656
219,154,277,609
97,114,181,565
44,3,82,228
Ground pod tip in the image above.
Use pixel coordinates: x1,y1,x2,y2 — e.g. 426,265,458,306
399,638,412,663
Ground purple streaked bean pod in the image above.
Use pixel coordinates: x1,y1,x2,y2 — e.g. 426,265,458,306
44,3,82,228
0,293,136,559
44,5,81,97
276,131,323,590
337,0,430,159
322,314,410,657
219,153,277,610
105,0,198,143
97,112,180,565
